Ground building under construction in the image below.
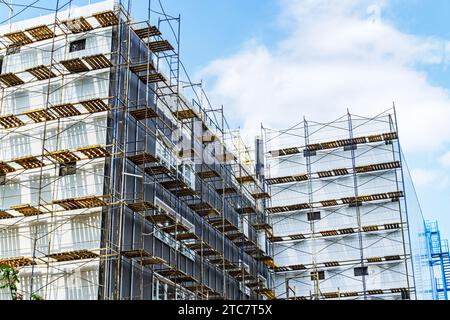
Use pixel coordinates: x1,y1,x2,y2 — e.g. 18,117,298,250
0,0,274,300
0,0,445,302
262,110,434,300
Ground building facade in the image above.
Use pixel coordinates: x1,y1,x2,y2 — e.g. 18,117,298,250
263,110,433,300
0,1,273,300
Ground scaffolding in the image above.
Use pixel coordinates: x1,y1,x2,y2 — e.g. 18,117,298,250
262,109,422,300
425,221,450,300
0,0,273,300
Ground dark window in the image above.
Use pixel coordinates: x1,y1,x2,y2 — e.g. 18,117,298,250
385,140,393,145
6,45,20,55
349,201,363,208
401,291,410,300
69,39,86,52
0,55,3,74
59,162,77,177
303,149,316,157
0,174,6,185
307,211,321,221
354,267,368,277
344,144,357,151
310,271,325,281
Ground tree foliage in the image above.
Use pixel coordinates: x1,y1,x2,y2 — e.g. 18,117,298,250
0,264,21,300
0,263,43,300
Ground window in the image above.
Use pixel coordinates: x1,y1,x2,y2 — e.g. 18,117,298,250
0,174,5,185
303,149,316,157
30,222,49,255
307,211,321,221
6,45,20,56
349,201,363,208
59,162,77,177
344,144,357,151
401,291,410,300
0,55,3,74
354,267,368,277
69,39,86,52
310,271,325,281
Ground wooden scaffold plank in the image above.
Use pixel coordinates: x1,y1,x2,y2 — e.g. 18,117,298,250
160,178,188,190
266,203,310,214
251,192,270,200
0,210,14,219
25,25,55,41
80,98,110,113
51,103,81,118
133,26,161,39
127,201,156,213
22,108,56,123
197,168,221,180
11,204,41,216
139,73,166,84
26,65,57,80
383,132,398,141
62,17,93,34
46,150,80,164
93,10,119,27
46,250,98,262
147,40,174,53
257,288,276,300
0,162,16,175
176,232,199,241
235,206,256,215
208,217,239,233
53,196,107,210
13,156,45,169
225,232,244,241
188,202,221,217
173,109,199,121
367,134,384,143
83,54,112,70
253,223,272,232
139,257,167,266
216,151,236,162
130,107,158,120
215,187,238,195
144,165,171,176
202,132,216,144
266,174,308,185
0,114,25,129
129,62,156,73
4,30,33,45
172,187,199,197
269,147,300,157
128,152,159,165
77,145,110,159
60,58,90,73
146,210,176,225
155,268,196,284
0,257,34,268
122,250,168,266
236,175,256,184
160,223,191,234
0,73,25,87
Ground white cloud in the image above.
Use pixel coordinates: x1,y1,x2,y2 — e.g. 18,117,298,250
410,168,449,189
440,151,450,167
199,0,450,152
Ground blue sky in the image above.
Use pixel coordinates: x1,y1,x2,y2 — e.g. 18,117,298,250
152,0,450,239
1,0,449,239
